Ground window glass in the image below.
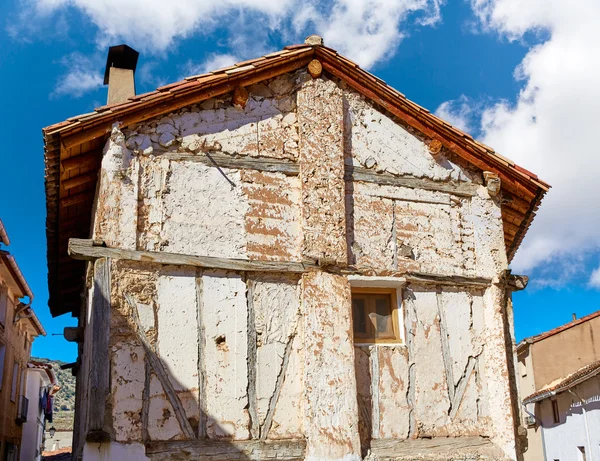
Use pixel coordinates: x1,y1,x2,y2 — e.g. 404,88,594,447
352,298,367,334
552,400,560,424
351,291,400,343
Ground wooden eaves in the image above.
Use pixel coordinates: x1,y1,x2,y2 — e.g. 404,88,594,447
42,42,549,317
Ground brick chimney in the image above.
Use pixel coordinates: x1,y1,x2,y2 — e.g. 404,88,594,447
104,44,139,105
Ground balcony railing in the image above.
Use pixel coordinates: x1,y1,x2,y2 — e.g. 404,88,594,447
16,395,28,424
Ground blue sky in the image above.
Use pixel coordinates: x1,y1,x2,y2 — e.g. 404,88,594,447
1,0,600,362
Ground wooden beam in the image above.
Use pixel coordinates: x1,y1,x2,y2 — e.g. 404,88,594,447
69,238,319,273
163,151,299,175
60,191,95,208
62,151,101,173
61,53,314,150
86,257,111,442
503,220,520,236
346,166,478,197
405,272,492,288
369,436,502,459
145,439,306,460
63,171,98,191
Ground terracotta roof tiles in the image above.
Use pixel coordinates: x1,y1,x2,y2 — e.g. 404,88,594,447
524,360,600,403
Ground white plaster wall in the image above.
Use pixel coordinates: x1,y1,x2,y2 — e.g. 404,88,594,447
541,377,600,461
201,271,250,440
20,371,46,461
344,91,477,182
162,163,249,259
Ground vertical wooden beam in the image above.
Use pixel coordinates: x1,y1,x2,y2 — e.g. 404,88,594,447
86,257,111,442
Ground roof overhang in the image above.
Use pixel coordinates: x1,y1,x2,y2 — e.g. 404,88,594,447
42,42,549,318
524,360,600,404
0,219,9,246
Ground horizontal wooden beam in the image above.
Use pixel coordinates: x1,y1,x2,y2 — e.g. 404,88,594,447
69,239,500,289
68,238,319,273
405,272,492,288
60,190,95,208
145,439,306,460
370,436,502,459
63,171,98,191
347,166,478,197
163,151,299,175
62,151,101,173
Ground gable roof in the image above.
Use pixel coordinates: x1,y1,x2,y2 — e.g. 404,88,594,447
43,40,549,317
518,310,600,353
524,359,600,404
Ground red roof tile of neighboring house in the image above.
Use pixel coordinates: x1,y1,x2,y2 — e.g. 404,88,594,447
0,218,9,246
524,360,600,404
518,310,600,352
42,39,550,317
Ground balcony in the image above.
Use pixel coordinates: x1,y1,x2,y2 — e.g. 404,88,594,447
16,395,28,424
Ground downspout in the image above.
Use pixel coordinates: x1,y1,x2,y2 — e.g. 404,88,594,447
568,389,593,461
521,401,548,461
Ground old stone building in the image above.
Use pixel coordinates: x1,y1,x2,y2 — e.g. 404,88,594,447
42,38,549,461
0,219,46,460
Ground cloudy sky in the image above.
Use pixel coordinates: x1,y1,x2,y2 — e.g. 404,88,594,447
1,0,599,361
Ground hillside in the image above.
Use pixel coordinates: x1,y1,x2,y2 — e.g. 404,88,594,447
31,357,75,431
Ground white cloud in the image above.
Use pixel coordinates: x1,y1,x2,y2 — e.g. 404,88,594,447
590,266,600,289
453,0,600,275
22,0,444,69
52,53,103,98
434,95,475,134
182,53,240,78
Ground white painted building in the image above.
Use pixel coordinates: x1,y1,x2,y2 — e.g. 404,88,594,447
42,38,549,461
524,361,600,461
20,361,58,461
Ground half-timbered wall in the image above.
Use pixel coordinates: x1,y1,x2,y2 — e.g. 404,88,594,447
75,70,519,461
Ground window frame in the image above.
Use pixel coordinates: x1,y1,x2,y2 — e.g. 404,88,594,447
551,399,560,424
351,287,403,344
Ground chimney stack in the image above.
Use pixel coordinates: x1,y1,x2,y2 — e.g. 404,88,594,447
104,44,139,105
572,313,577,321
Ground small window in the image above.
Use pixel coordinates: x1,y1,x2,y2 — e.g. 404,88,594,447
11,362,19,402
552,400,560,424
352,289,401,343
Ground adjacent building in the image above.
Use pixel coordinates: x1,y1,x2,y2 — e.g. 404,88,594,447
0,219,46,459
20,360,60,461
42,37,549,461
524,360,600,461
518,311,600,461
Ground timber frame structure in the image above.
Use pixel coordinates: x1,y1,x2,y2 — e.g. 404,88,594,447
43,40,549,318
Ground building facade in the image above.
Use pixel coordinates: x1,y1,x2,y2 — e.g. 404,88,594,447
0,219,46,460
518,311,600,461
20,361,59,461
523,361,600,461
42,38,549,461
